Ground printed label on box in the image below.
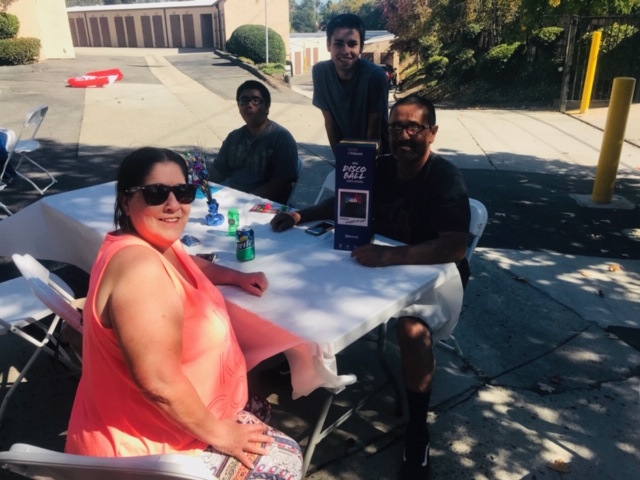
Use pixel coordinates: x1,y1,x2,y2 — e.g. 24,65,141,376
334,140,377,251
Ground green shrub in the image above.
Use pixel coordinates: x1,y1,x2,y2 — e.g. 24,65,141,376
530,27,564,48
450,48,476,81
258,63,286,75
226,25,285,64
462,23,483,46
0,37,41,65
425,55,448,78
479,42,525,85
0,12,19,39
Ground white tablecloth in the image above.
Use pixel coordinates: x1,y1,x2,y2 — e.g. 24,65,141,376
0,182,463,398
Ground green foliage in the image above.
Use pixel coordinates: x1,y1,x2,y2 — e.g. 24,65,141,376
462,23,483,47
0,37,40,65
479,42,526,85
291,0,319,33
425,55,448,78
321,0,385,30
450,48,477,81
530,27,564,48
0,12,19,39
226,25,286,64
258,63,286,75
419,34,442,59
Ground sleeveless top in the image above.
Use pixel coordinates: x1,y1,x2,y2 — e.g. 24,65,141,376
65,232,248,457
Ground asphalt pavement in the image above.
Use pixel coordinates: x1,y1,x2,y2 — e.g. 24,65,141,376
1,48,639,480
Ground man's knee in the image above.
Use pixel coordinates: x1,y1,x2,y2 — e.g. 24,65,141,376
397,316,433,346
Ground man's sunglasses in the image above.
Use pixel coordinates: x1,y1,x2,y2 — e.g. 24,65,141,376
126,183,198,206
237,96,265,106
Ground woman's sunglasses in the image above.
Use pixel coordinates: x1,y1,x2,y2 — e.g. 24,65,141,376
126,183,198,206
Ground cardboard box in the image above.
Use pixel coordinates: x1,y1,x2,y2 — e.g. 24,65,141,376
334,140,377,251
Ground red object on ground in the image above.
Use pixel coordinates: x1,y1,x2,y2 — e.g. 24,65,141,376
67,68,124,88
85,68,124,81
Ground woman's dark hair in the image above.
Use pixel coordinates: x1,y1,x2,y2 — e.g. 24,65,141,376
114,147,188,230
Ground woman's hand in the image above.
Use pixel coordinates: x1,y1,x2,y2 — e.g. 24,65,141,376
210,416,274,470
238,271,269,296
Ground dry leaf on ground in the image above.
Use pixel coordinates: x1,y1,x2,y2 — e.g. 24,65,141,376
547,459,571,473
580,270,591,277
608,263,622,272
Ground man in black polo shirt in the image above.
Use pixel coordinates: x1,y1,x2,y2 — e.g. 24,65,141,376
271,95,470,479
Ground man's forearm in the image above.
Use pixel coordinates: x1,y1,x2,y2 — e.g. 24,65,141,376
386,236,467,266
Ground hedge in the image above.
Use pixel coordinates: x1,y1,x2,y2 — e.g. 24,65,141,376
425,55,448,78
226,24,285,64
479,42,526,85
0,37,41,65
0,12,19,40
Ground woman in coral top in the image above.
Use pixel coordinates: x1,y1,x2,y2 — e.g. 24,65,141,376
66,147,302,479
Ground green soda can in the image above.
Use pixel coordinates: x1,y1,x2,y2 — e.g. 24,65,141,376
236,227,255,261
228,207,239,236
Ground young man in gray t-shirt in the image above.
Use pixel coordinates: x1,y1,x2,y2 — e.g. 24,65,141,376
312,14,389,155
211,80,299,204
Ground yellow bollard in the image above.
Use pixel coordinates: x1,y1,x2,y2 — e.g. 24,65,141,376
592,77,637,203
580,31,602,114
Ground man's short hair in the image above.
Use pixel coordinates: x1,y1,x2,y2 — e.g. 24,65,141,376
326,14,365,46
236,80,271,109
390,95,436,126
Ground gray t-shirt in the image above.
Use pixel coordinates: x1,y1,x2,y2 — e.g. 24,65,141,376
312,59,389,153
213,120,298,194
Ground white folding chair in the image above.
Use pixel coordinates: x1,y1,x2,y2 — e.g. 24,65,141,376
313,169,335,205
286,156,304,206
11,254,84,335
438,198,488,357
0,443,216,480
0,128,17,216
466,198,488,262
0,266,78,425
12,105,56,195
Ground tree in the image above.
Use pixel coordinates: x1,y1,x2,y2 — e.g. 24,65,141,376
321,0,385,30
291,0,320,32
380,0,433,55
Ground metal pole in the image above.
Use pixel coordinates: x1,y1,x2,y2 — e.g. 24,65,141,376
592,77,637,203
265,0,269,64
559,16,578,113
579,30,602,114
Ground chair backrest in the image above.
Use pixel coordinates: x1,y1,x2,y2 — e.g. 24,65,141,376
0,128,17,181
314,169,336,205
286,156,304,206
11,254,83,333
16,105,49,145
467,198,488,261
0,443,216,480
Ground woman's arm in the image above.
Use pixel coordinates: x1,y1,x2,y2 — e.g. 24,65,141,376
101,247,272,468
191,255,268,296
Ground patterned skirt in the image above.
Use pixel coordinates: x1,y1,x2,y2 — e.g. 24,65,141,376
199,395,303,480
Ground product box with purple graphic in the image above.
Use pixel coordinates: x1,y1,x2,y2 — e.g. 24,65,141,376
334,140,377,251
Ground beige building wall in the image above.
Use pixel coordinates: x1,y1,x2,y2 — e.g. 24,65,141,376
66,0,290,60
8,0,75,59
68,6,221,49
220,0,290,60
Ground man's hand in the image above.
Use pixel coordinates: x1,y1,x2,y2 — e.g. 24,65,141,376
270,212,298,232
238,271,269,296
351,244,393,267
